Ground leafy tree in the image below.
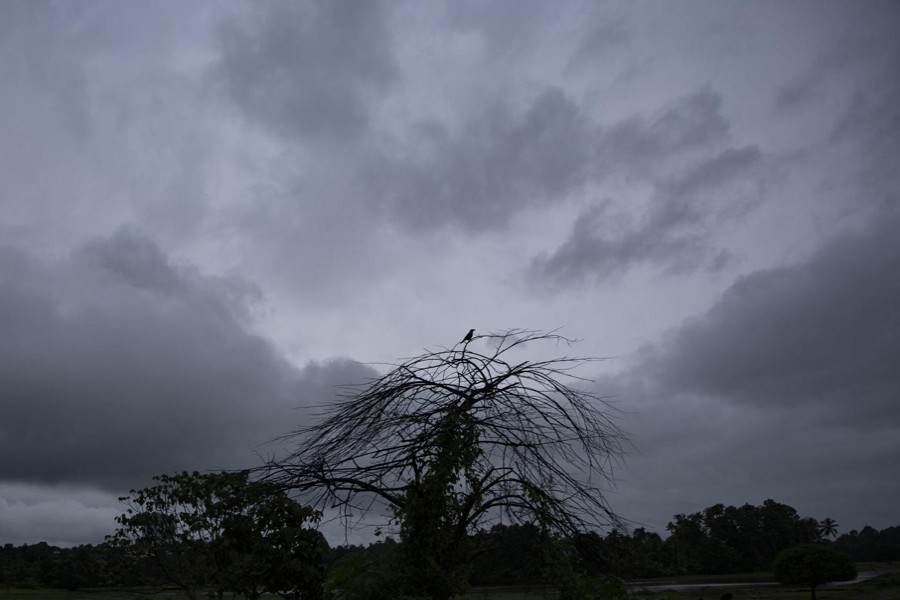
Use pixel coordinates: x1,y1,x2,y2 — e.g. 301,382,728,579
664,500,823,574
109,470,325,600
832,525,899,562
470,524,545,585
606,528,666,579
773,545,857,600
211,485,328,600
266,330,627,600
324,539,404,600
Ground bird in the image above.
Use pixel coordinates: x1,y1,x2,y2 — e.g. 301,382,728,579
461,328,475,344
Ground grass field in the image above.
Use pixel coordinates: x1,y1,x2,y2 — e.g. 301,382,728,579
464,566,900,600
3,567,898,600
0,589,183,600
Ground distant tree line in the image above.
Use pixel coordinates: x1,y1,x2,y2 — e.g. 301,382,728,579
0,541,139,591
3,499,897,594
2,499,898,594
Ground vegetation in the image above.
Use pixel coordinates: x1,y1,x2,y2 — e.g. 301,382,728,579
663,500,822,575
265,329,628,600
832,525,900,562
106,470,326,600
3,516,900,600
773,545,856,600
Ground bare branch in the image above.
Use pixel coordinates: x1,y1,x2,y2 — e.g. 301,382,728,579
265,330,627,539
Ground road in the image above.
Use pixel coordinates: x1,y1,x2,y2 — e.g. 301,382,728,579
628,570,888,593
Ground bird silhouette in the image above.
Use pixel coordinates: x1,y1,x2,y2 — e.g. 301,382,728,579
461,328,475,344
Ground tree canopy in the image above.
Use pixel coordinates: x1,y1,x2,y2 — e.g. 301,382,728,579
665,500,822,574
773,544,857,600
266,329,627,600
108,470,326,600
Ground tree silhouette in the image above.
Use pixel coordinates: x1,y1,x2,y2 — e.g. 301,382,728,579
265,329,627,600
819,518,838,539
109,471,326,600
774,544,856,600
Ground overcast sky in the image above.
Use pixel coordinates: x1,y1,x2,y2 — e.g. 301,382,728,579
1,0,899,547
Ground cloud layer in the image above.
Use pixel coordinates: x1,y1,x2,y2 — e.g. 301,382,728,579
0,229,373,490
608,203,900,530
1,1,899,545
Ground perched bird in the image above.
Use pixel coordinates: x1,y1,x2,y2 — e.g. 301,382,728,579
461,328,475,343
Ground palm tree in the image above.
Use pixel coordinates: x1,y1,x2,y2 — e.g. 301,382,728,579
819,518,838,538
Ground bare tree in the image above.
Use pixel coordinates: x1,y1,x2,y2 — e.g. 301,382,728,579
266,329,627,600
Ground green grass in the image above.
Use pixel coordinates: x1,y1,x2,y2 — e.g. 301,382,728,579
4,568,898,600
463,568,900,600
1,589,184,600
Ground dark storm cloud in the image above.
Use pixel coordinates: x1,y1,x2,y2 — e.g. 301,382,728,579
650,202,900,425
215,0,397,142
365,87,594,230
607,203,900,530
0,228,374,490
529,144,762,285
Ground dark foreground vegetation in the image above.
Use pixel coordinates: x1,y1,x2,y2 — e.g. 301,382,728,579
2,502,898,598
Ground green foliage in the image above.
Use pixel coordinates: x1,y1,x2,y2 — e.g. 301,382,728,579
470,524,545,585
773,544,856,600
325,539,403,600
541,534,627,600
394,401,483,600
832,524,900,561
664,500,822,574
108,470,325,600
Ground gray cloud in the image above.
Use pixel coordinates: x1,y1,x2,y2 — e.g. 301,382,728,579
775,37,874,111
529,145,762,285
3,0,899,545
0,483,120,547
364,87,594,230
652,203,900,424
0,228,374,490
774,2,899,112
0,1,220,254
364,87,735,236
215,0,397,142
441,0,565,61
609,204,900,529
829,53,900,206
662,146,762,202
519,89,767,286
597,88,730,175
527,203,708,286
568,14,630,67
